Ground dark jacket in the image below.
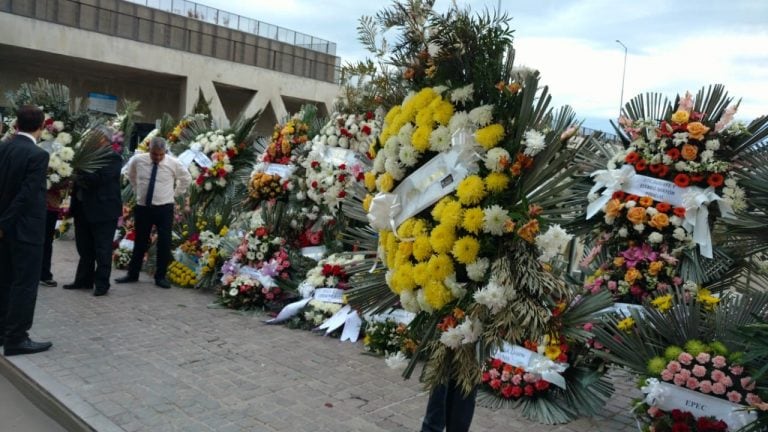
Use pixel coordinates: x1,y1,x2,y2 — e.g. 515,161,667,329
70,151,123,223
0,134,50,245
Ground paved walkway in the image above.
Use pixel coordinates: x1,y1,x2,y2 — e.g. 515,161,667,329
6,239,640,431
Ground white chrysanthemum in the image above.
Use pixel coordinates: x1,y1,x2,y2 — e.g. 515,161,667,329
450,84,474,104
327,135,338,147
384,351,409,370
439,327,464,349
466,258,489,282
57,164,73,177
384,158,406,181
535,224,573,262
383,136,401,157
448,111,472,133
473,282,508,314
482,205,509,236
633,224,645,233
400,290,420,313
54,132,72,146
522,129,546,157
705,139,720,151
670,215,683,227
398,144,419,167
338,137,349,149
484,147,510,172
52,120,64,132
439,317,481,348
673,227,687,241
429,126,452,152
397,123,414,143
41,130,53,141
59,146,75,160
618,227,629,237
625,200,636,208
49,173,60,184
648,232,664,244
372,152,386,173
699,150,714,163
674,161,688,172
645,207,658,216
416,289,434,313
468,105,493,127
444,273,466,299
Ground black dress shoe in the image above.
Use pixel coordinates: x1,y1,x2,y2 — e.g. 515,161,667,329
39,279,58,287
4,339,53,356
63,282,90,290
155,278,171,289
93,288,109,297
115,275,139,284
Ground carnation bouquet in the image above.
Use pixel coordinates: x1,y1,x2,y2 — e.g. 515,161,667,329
341,3,614,423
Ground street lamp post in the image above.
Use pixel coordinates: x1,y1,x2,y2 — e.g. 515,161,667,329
616,40,627,119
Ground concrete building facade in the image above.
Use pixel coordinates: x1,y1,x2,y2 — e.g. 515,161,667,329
0,0,341,136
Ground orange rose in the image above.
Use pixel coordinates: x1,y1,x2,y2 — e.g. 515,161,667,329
624,267,642,284
604,199,624,218
681,144,699,161
638,196,654,208
687,122,710,140
626,206,647,225
670,110,690,124
648,213,670,230
647,261,664,276
517,219,540,243
613,256,625,268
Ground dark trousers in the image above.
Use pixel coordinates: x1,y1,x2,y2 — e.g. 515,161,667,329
128,204,173,281
0,239,43,344
421,380,477,432
40,209,59,281
73,215,118,291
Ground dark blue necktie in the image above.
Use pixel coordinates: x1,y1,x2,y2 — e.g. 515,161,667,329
145,162,159,206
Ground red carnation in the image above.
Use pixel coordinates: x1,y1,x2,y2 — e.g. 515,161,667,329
656,202,672,213
658,164,670,177
625,151,640,164
338,190,347,198
361,125,372,135
612,191,626,200
667,148,681,161
365,111,374,120
339,163,346,170
674,207,686,218
338,174,347,182
635,160,647,172
707,173,725,188
674,173,691,188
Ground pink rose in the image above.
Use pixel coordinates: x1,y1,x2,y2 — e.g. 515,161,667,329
711,370,726,382
696,352,711,364
511,374,522,385
673,374,687,386
730,365,744,376
741,377,756,391
582,323,594,332
727,391,743,403
720,376,733,388
607,280,617,290
667,361,682,373
686,377,700,390
692,365,707,378
489,369,500,379
661,369,674,381
699,380,713,393
678,352,694,365
712,355,727,368
746,393,764,406
712,382,727,395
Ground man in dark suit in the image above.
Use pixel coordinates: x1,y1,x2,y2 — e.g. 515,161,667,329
0,105,54,356
63,130,123,296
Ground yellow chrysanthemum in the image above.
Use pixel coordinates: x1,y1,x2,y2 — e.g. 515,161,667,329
451,236,480,264
385,105,402,125
439,201,464,228
376,173,395,193
395,241,414,264
424,280,453,310
485,172,509,193
617,317,635,332
456,175,487,206
412,235,433,262
385,231,399,268
390,262,416,294
432,100,454,126
431,197,454,222
364,172,377,192
462,207,485,234
427,253,455,281
415,108,435,129
475,123,505,150
697,288,720,311
397,219,417,238
407,88,439,111
362,194,373,212
411,219,428,236
411,125,432,152
651,294,673,312
429,224,456,254
413,262,430,287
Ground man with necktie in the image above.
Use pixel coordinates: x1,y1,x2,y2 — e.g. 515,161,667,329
115,137,191,288
0,105,54,356
63,129,123,296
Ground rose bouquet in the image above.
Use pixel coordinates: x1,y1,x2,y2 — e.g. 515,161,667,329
638,408,729,432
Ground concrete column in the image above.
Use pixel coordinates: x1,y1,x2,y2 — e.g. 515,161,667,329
183,75,229,128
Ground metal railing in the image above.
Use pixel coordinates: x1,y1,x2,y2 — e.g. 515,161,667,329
125,0,337,55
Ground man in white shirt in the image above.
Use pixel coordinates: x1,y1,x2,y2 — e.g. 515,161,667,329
115,137,191,288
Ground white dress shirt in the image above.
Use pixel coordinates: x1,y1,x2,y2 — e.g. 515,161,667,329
126,153,191,206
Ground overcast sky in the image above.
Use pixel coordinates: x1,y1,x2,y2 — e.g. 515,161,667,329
199,0,767,131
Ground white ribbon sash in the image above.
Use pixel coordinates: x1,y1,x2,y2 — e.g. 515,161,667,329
237,266,276,288
365,308,416,325
490,342,568,389
367,128,481,231
263,163,295,178
642,379,757,429
313,288,345,304
178,149,213,168
300,246,327,261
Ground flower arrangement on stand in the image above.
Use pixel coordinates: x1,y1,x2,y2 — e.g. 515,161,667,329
312,112,380,155
341,3,614,424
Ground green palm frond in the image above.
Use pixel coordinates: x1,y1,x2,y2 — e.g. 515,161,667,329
70,126,118,173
